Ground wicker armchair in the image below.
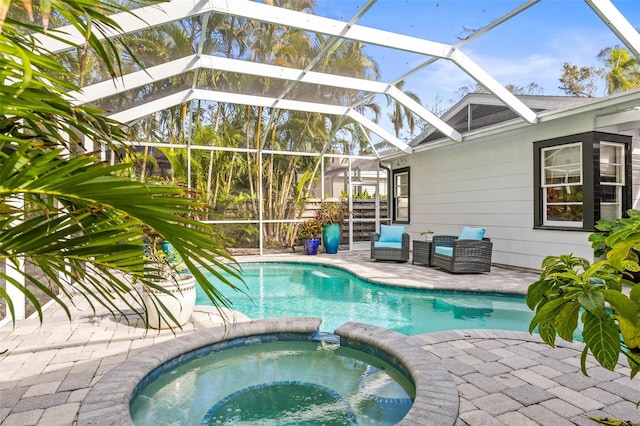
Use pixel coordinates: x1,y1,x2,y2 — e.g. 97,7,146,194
370,232,410,262
430,235,493,273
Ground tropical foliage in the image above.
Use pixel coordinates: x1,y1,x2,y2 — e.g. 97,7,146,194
558,63,602,97
588,209,640,260
103,0,415,249
316,201,347,226
598,47,640,95
559,45,640,97
526,210,640,378
296,219,321,241
386,80,421,139
0,0,242,326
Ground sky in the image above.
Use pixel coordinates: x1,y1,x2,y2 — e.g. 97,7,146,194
311,0,640,137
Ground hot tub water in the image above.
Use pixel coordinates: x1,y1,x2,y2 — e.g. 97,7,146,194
130,340,414,425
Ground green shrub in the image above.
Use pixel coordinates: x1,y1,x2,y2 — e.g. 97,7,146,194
527,210,640,379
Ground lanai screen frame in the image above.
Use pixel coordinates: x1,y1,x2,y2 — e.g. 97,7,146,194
37,0,640,254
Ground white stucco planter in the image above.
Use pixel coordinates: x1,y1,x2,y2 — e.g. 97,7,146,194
142,274,197,329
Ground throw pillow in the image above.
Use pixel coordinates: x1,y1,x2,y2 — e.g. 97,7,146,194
458,226,485,240
379,224,407,242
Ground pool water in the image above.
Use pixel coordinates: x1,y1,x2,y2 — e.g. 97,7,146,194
197,262,534,335
130,341,414,425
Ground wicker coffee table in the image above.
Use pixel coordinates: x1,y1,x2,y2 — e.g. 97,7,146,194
412,240,432,266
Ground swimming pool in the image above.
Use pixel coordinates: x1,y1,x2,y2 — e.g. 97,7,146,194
197,262,533,335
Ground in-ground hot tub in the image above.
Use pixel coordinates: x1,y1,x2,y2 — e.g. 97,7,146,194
132,339,413,425
77,318,459,425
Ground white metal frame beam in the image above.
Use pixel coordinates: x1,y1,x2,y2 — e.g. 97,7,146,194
108,88,413,154
67,56,199,105
41,0,537,127
71,53,458,145
196,0,538,123
41,0,640,145
585,0,640,57
352,0,540,118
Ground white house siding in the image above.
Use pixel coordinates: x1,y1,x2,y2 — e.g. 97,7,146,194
404,114,639,271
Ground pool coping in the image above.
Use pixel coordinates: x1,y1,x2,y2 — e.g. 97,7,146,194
336,321,459,425
76,317,459,425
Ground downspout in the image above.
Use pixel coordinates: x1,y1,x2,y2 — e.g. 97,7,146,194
259,145,264,256
347,159,353,251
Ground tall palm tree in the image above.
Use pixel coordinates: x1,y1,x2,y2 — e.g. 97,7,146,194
599,47,640,95
0,1,241,326
386,80,422,139
93,0,386,250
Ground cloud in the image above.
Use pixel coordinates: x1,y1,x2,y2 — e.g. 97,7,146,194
401,60,465,94
413,35,608,98
468,51,561,91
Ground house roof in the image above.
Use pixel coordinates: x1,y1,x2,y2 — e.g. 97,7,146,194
411,93,601,147
323,157,385,177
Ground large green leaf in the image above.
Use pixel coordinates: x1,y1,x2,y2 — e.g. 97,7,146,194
607,234,640,270
615,315,640,349
529,297,567,334
582,311,621,371
530,214,640,381
537,319,557,346
602,289,639,320
526,279,552,310
554,301,580,341
580,346,590,376
577,290,605,316
624,349,640,379
630,284,640,305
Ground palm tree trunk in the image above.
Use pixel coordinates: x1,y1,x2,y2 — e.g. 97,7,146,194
140,116,153,180
224,155,235,196
245,105,256,215
212,177,220,213
205,106,221,204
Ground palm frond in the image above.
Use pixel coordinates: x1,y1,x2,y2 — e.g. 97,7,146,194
1,141,241,325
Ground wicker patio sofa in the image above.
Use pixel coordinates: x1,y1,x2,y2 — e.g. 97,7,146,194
370,225,410,262
430,230,493,273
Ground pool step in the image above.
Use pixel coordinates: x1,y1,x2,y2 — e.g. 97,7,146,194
304,269,349,285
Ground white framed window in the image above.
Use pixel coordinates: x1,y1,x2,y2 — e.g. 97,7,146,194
600,142,625,221
541,143,583,227
393,169,409,222
534,132,631,231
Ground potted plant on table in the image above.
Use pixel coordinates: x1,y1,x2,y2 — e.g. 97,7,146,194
420,230,435,242
142,233,197,329
316,201,347,254
297,219,322,255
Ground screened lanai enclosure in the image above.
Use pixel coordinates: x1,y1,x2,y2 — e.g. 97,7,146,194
2,0,640,321
29,0,637,254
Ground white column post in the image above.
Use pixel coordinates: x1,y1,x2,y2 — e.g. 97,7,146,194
5,259,26,321
348,159,354,251
5,196,26,321
258,147,264,256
